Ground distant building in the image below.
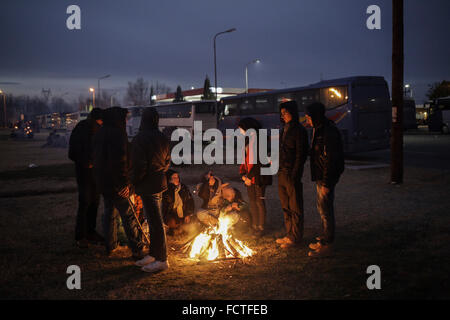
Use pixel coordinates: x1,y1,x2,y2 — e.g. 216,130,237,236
154,87,271,103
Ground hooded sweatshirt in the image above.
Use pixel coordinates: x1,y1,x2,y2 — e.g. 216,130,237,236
130,107,171,195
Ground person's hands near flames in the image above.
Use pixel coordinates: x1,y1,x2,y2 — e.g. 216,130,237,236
242,175,252,186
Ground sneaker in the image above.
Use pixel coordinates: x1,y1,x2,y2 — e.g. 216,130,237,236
276,237,291,244
135,255,156,267
132,251,146,261
309,242,322,250
141,260,169,273
107,245,129,258
308,244,333,258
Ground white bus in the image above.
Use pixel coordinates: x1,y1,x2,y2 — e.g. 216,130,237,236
125,101,217,138
154,100,217,137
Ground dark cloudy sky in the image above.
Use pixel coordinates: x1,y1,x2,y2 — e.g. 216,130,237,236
0,0,449,103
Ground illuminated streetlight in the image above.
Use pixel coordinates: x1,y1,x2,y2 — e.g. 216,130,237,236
89,87,95,109
245,58,261,93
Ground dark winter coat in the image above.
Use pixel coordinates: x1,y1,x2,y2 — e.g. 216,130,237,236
162,183,195,220
310,118,345,187
279,120,309,180
131,107,171,195
93,107,130,195
68,118,101,168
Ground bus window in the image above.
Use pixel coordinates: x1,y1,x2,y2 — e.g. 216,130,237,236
156,104,192,118
353,85,389,112
277,93,295,104
240,98,256,115
255,96,276,113
296,90,319,111
195,102,215,114
224,102,239,116
320,86,348,109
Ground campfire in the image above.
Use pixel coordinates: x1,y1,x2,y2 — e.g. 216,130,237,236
183,215,254,261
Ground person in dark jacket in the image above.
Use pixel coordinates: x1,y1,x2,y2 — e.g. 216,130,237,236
305,102,344,257
93,107,145,259
238,117,272,237
131,107,171,273
276,101,309,248
163,170,195,235
68,108,104,248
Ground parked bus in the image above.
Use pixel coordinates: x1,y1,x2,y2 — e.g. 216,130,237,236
219,76,391,153
153,100,217,137
428,96,450,134
65,111,89,131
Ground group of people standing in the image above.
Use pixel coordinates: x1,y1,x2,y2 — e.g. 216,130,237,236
68,99,344,274
274,101,344,257
70,106,171,273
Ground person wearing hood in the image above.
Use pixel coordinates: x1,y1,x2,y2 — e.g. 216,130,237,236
131,107,171,273
276,101,309,248
93,107,145,259
305,102,344,257
68,108,104,248
162,170,195,236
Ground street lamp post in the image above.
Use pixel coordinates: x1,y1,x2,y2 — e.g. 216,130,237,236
213,28,236,103
98,74,111,108
0,90,6,128
89,87,95,109
245,59,261,93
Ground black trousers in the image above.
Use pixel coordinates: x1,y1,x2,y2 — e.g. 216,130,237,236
74,165,100,241
247,184,267,229
103,193,143,255
142,193,167,262
316,182,336,245
278,171,304,242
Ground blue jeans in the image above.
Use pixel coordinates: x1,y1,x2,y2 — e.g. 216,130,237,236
316,183,336,245
102,193,143,255
141,193,167,262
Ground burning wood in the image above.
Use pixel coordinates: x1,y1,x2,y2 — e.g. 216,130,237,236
185,215,254,261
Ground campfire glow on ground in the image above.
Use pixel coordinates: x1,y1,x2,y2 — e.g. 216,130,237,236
187,215,254,261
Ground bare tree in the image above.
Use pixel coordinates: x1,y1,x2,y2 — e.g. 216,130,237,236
126,77,150,106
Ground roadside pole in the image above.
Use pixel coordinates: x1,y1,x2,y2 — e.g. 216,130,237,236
391,0,404,184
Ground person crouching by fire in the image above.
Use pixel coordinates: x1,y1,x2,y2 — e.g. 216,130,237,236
162,169,195,236
305,102,344,257
93,107,145,260
195,171,226,226
218,185,250,231
131,107,171,273
68,108,104,248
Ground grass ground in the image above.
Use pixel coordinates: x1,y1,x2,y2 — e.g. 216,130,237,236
0,129,449,299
